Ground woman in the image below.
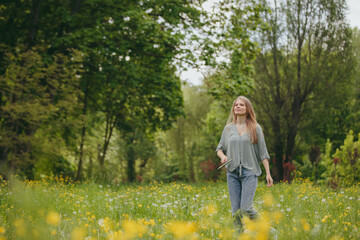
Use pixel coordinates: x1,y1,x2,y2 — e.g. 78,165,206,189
216,96,273,232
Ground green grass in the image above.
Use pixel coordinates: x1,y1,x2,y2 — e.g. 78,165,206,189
0,175,359,240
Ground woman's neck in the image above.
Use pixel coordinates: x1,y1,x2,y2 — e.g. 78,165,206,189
235,115,246,125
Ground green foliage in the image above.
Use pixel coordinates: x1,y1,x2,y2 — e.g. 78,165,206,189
154,160,188,182
1,0,357,183
0,0,211,181
155,84,214,182
0,48,83,178
333,131,360,186
295,154,326,184
344,28,360,136
205,0,266,105
321,131,360,187
250,0,354,181
33,154,75,179
319,139,335,186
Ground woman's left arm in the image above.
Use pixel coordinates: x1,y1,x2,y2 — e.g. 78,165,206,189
256,125,273,187
262,159,273,187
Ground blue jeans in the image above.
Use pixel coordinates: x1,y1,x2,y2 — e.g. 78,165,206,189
227,167,258,231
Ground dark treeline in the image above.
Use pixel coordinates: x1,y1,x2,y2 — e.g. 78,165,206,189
0,0,359,185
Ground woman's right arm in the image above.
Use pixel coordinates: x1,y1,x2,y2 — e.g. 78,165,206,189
216,126,228,164
217,150,228,164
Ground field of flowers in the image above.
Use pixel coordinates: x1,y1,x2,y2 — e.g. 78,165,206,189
0,173,359,240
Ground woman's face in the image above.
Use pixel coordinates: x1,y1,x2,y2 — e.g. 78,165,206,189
234,99,247,116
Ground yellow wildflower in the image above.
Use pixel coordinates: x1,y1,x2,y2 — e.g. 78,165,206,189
263,193,274,207
219,228,234,240
149,219,156,226
46,212,61,226
273,211,283,221
330,236,341,240
122,220,146,239
14,219,26,237
301,219,310,231
168,221,197,239
71,228,86,240
239,233,252,240
205,204,217,216
255,230,269,240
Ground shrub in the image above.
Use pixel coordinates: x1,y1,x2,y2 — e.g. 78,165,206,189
321,131,360,187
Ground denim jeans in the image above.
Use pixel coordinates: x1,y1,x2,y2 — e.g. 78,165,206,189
227,167,258,231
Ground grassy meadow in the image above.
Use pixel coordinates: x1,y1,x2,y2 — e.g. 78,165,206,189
0,174,359,240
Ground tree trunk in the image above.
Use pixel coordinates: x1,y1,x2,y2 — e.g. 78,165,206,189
0,148,8,179
285,99,301,160
87,156,93,179
75,81,89,181
0,147,8,166
99,115,115,177
270,14,285,181
285,121,297,163
139,158,149,178
177,120,187,179
272,116,284,182
71,0,82,15
126,133,136,182
27,0,41,48
75,123,86,181
313,165,318,182
187,144,196,182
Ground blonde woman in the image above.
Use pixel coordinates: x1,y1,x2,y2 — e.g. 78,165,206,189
216,96,273,232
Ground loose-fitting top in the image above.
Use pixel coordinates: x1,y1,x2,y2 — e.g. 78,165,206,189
216,123,270,176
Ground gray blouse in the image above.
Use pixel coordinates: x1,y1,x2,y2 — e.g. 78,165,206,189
216,123,270,176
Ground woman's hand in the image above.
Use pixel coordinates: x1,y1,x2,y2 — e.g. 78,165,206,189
266,174,273,187
262,159,273,187
220,155,228,164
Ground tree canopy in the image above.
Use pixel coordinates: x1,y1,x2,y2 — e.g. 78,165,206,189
0,0,358,184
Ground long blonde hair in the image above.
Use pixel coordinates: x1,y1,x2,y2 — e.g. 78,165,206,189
227,96,258,144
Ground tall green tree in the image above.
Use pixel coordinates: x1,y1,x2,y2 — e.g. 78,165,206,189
156,84,213,181
204,0,266,106
0,0,212,181
0,48,83,178
251,0,354,181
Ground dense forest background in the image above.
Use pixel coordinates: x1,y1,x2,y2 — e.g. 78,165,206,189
0,0,359,186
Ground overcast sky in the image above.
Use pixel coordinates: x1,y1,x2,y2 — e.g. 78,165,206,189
180,0,360,86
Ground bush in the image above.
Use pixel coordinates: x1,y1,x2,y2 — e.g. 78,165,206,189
321,131,360,187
